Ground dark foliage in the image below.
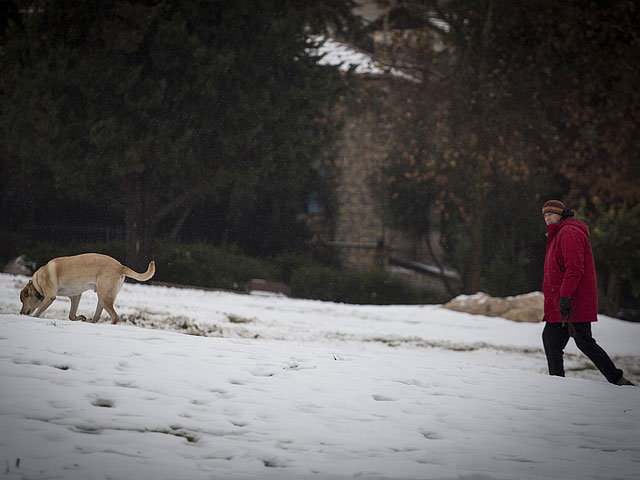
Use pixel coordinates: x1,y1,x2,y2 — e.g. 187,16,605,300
0,0,358,269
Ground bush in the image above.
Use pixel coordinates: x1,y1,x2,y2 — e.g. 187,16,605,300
0,231,30,267
10,239,442,305
289,265,434,305
155,242,279,291
21,241,127,270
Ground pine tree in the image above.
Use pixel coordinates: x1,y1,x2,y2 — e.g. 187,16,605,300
1,0,357,268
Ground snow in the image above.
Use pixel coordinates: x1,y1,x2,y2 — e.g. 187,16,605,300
310,36,418,82
1,272,639,480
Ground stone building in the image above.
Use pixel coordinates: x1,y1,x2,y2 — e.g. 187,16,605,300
306,37,461,296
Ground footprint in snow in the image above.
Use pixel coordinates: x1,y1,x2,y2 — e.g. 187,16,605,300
90,395,115,408
372,394,396,402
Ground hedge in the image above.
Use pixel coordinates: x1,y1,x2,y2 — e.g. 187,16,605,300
7,240,442,305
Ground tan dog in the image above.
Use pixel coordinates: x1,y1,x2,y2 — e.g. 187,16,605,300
20,253,155,324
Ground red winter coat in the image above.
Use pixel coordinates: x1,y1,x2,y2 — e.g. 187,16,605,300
542,218,598,323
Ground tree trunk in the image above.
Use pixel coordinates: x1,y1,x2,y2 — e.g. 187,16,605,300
464,0,492,294
598,270,621,317
124,173,154,273
169,201,194,241
425,231,456,297
123,170,209,271
465,194,485,293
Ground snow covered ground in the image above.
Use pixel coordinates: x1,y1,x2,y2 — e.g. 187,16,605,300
1,272,638,480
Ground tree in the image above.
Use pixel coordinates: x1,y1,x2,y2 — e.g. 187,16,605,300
535,1,640,207
375,0,561,293
372,1,640,307
584,202,640,317
0,0,357,269
526,1,640,313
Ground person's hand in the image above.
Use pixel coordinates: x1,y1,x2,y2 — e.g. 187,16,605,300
559,296,572,317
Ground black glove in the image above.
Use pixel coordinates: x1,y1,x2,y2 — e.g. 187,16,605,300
559,296,573,317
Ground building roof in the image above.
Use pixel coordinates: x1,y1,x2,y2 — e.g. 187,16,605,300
309,36,418,82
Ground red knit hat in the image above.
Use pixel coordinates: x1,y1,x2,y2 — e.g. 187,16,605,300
541,200,569,216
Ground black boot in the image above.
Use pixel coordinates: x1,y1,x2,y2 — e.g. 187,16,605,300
615,376,635,386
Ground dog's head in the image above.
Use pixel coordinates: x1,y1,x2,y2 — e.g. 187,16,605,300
20,281,43,315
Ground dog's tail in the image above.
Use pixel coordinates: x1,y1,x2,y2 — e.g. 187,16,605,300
123,261,155,282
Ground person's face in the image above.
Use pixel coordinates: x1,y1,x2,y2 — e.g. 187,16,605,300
544,212,562,225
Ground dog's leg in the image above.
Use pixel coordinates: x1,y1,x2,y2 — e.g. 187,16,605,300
68,295,86,321
91,301,104,323
102,296,120,325
100,298,120,325
94,293,120,324
97,280,123,325
33,297,55,318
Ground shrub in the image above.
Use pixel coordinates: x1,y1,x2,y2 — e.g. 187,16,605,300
21,241,127,270
289,265,433,305
154,242,279,291
12,239,442,305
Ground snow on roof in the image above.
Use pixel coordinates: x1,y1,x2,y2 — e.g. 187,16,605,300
309,36,418,82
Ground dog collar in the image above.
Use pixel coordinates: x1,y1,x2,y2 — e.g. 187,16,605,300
31,281,44,301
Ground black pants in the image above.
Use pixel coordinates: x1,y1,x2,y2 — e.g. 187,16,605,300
542,322,623,384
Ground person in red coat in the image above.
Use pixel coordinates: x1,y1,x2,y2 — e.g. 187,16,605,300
541,200,634,386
